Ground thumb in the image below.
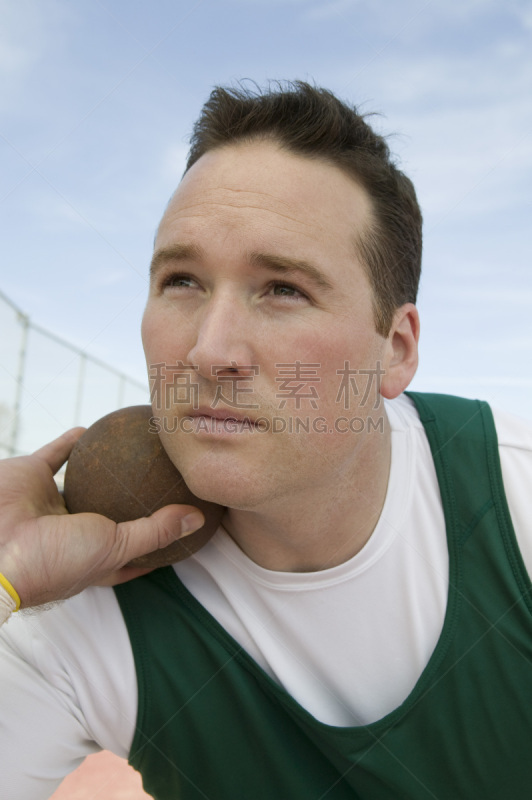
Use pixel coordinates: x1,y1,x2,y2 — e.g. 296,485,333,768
115,504,205,564
33,427,87,475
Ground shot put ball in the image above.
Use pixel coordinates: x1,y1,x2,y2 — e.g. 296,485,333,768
63,405,224,568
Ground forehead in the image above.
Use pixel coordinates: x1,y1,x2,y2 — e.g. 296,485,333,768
156,141,373,258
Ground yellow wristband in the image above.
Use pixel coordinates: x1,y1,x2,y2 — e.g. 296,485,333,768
0,573,21,611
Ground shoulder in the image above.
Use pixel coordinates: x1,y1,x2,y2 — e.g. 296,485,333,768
390,393,532,577
488,406,532,576
384,392,425,433
0,586,136,756
386,392,532,516
388,392,532,454
2,585,127,665
491,405,532,454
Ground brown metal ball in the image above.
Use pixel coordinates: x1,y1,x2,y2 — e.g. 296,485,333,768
63,405,224,568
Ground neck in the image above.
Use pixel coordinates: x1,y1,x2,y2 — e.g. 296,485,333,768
221,412,392,572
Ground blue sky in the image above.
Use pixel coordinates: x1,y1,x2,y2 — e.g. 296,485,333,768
1,0,531,425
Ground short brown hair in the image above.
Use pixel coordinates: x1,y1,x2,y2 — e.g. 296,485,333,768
185,81,422,337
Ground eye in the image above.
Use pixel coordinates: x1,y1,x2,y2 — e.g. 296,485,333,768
161,273,199,290
268,281,308,301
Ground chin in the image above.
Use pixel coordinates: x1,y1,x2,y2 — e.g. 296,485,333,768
180,470,267,512
160,433,283,511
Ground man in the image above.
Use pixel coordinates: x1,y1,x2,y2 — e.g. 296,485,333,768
1,82,532,799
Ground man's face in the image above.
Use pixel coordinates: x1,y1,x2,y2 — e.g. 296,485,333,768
142,140,391,511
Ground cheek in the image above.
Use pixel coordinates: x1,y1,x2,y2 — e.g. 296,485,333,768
323,319,384,364
141,304,157,359
142,304,187,363
311,332,385,405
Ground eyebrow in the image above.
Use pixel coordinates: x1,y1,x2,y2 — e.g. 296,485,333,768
249,252,334,291
149,244,204,280
149,244,334,292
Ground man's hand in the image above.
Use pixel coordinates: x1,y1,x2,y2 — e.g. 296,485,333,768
0,428,205,608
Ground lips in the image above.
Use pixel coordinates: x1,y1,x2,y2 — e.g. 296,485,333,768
179,406,265,435
187,406,259,426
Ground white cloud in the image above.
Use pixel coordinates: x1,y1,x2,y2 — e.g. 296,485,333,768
0,38,33,74
305,0,363,22
513,2,532,32
301,0,505,38
326,41,532,220
0,0,71,110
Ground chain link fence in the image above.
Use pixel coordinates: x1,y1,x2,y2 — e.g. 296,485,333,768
0,289,148,466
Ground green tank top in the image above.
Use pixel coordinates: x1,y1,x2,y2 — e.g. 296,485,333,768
114,393,532,799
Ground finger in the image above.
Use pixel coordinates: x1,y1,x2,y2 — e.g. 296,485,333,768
114,505,205,563
33,427,87,475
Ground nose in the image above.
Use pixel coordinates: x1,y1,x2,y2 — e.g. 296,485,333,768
186,290,256,380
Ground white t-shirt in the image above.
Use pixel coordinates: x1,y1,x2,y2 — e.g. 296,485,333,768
1,395,531,799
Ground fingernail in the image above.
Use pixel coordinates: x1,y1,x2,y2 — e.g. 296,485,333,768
181,512,204,536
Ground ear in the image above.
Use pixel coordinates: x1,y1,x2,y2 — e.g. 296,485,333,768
380,303,420,400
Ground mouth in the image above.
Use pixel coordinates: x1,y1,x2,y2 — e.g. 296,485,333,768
184,407,263,434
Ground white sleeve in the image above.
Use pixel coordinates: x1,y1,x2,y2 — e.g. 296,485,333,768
493,407,532,579
0,587,137,800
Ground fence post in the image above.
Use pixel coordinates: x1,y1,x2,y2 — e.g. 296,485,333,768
10,312,30,457
73,353,86,427
1,289,147,457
